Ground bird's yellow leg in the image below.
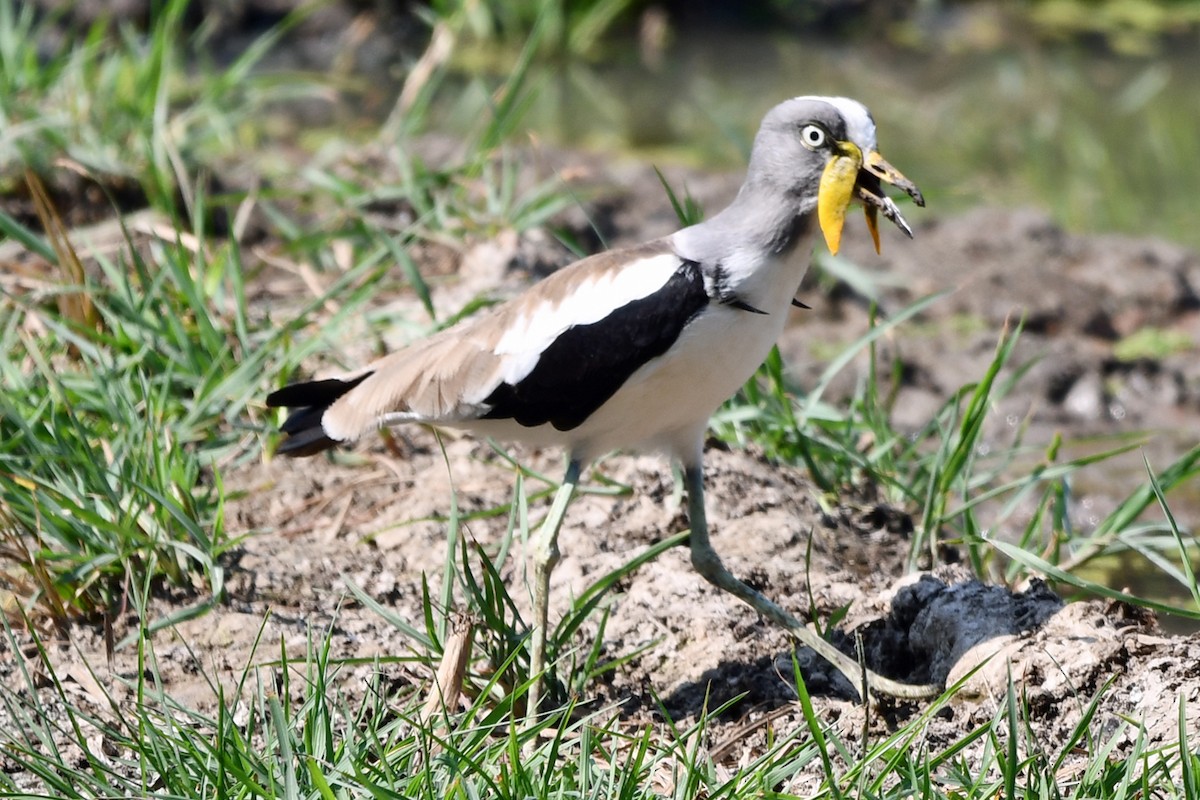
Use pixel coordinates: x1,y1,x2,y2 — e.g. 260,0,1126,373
682,465,939,701
527,458,581,720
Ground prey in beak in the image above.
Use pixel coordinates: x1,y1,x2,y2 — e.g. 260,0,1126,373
817,143,924,255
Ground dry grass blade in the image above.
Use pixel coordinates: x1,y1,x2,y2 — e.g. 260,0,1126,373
0,503,70,632
394,18,455,120
24,169,100,337
420,611,475,723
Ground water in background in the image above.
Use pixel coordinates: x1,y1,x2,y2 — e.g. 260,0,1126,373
428,30,1200,250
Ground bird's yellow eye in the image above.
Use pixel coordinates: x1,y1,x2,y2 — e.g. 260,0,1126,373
800,124,827,150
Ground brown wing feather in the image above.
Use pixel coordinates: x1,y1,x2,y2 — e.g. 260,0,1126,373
319,238,676,442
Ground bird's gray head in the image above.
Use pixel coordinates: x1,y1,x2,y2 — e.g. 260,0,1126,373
745,96,924,254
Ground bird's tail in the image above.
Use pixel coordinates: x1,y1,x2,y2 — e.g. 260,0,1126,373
265,372,373,457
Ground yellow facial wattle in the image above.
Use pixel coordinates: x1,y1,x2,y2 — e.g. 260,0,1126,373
864,204,881,254
817,142,864,255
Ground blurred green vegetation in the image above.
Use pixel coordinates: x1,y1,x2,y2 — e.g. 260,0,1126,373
420,0,1200,53
1114,325,1195,361
420,13,1200,249
1028,0,1200,54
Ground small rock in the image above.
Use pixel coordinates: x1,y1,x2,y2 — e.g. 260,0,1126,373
1062,370,1104,419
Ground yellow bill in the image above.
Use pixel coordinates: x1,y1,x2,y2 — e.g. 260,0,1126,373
817,142,863,255
819,144,923,255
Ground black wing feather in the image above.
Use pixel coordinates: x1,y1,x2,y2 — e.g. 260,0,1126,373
266,372,373,457
482,261,709,431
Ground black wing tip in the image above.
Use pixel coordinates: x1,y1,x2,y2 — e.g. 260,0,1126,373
274,427,340,457
267,373,370,409
266,371,374,458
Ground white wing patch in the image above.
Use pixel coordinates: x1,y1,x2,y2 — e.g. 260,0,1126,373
490,252,682,389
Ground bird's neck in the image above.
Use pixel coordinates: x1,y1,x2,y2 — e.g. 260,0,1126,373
672,187,815,302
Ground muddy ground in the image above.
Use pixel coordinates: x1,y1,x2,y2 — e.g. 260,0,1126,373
3,142,1200,786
